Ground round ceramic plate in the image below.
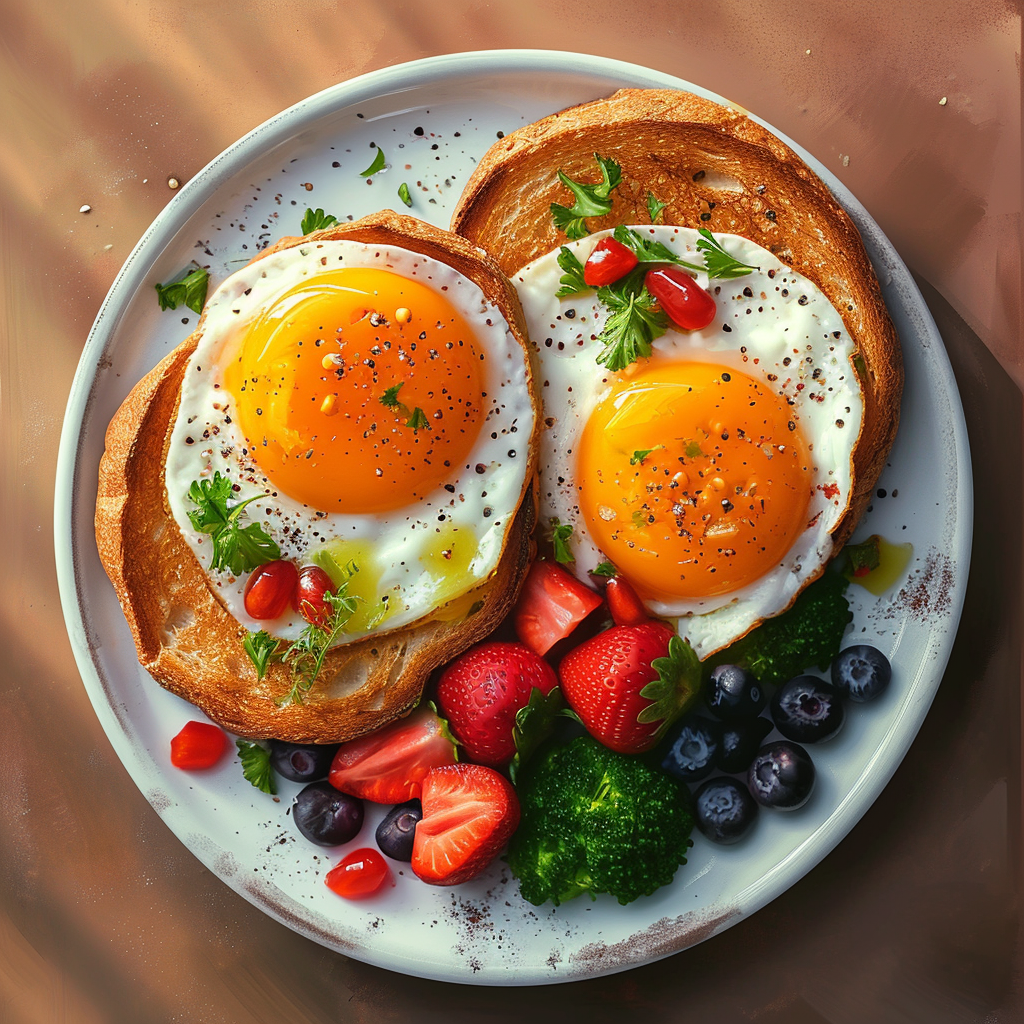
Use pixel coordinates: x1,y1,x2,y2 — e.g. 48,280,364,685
55,50,972,985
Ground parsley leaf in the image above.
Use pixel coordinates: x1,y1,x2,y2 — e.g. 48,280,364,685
380,382,404,408
155,264,209,315
591,561,618,578
280,587,358,706
360,145,386,177
300,207,338,234
186,473,280,575
647,193,668,222
550,518,574,564
842,534,882,578
550,154,621,240
594,268,668,372
405,407,430,431
236,739,276,795
630,448,659,465
555,246,588,297
243,630,280,680
398,182,413,207
612,225,702,270
696,228,758,279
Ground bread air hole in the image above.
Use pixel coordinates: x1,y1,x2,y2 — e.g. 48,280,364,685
161,605,196,643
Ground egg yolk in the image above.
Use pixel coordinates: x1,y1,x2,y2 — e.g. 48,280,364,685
577,360,813,600
221,267,486,513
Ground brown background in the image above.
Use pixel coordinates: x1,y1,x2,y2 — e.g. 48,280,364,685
2,0,1021,1021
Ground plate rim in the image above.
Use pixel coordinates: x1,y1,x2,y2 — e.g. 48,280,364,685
53,48,973,985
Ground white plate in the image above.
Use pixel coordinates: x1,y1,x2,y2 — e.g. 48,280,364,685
54,50,972,985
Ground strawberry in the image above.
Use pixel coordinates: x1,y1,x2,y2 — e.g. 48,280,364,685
513,560,603,655
411,763,520,886
328,705,457,804
558,622,701,754
436,642,558,766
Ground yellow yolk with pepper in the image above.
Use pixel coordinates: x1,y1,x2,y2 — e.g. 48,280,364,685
222,267,485,513
577,360,812,601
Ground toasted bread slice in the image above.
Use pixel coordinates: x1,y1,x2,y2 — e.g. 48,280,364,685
451,88,902,547
96,212,538,744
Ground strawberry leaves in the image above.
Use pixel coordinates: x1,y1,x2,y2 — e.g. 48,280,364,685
637,633,702,736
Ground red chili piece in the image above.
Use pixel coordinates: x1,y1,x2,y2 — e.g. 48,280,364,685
325,848,392,900
583,237,639,287
244,559,299,620
605,575,650,627
170,721,228,770
645,266,717,330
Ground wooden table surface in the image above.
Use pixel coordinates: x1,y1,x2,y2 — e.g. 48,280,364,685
2,1,1020,1020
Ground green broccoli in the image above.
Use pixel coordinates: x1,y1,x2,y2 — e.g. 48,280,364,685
712,569,852,686
507,735,694,907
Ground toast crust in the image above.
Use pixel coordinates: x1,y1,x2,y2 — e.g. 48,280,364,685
450,88,903,547
96,212,539,743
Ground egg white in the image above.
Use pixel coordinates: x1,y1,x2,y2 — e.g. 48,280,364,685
165,239,535,642
512,227,863,659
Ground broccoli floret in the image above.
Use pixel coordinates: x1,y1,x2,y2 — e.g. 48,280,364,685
714,569,852,686
507,735,694,907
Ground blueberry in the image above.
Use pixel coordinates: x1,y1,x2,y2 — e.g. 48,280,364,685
747,741,815,809
771,675,844,743
717,715,774,774
270,740,339,783
706,664,767,720
659,715,722,783
694,777,759,843
375,799,423,861
831,645,892,702
292,781,363,846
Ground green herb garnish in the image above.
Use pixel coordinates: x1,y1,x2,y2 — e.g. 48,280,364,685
186,473,280,575
594,268,668,372
405,407,430,431
843,534,882,578
155,264,209,315
236,739,276,795
550,154,621,240
555,246,588,296
647,193,668,222
300,207,338,234
591,561,617,578
243,630,280,681
360,145,386,177
280,587,358,706
398,182,413,207
630,448,658,465
380,382,404,408
550,518,575,564
695,228,758,279
613,225,701,270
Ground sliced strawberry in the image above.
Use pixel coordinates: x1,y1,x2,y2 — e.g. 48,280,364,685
411,763,520,886
328,706,457,804
436,642,558,767
559,622,701,754
513,560,603,656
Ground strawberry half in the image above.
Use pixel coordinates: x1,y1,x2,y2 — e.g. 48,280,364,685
559,622,701,754
328,706,457,804
411,763,520,886
436,642,558,766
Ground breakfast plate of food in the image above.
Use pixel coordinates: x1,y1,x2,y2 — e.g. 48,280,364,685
55,50,972,984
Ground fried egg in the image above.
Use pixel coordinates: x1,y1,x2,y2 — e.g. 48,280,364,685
165,239,535,643
513,227,863,659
